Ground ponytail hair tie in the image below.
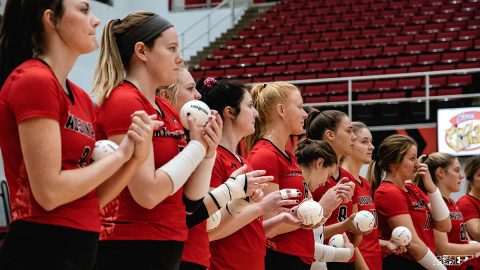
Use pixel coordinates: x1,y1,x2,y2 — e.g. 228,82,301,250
203,77,217,89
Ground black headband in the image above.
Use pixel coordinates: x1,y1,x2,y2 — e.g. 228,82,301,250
117,14,173,60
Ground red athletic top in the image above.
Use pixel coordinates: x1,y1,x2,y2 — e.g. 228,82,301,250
355,176,381,270
445,197,480,270
248,139,314,265
457,194,480,223
0,59,99,232
375,182,435,260
312,167,357,248
97,81,188,241
207,146,265,270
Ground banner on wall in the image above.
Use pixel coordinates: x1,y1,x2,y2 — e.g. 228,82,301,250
438,107,480,156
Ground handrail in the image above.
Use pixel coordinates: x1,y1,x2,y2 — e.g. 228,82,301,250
180,0,251,58
262,68,480,120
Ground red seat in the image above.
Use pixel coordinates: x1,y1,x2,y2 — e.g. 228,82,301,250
427,42,450,53
340,70,362,77
373,57,395,68
307,62,328,71
319,50,339,60
327,83,348,94
237,56,257,65
415,33,436,43
351,38,371,48
329,95,348,102
396,55,417,67
459,29,480,40
227,67,246,77
409,65,432,72
304,84,327,94
340,49,361,59
274,74,295,81
384,45,404,56
374,79,397,90
329,60,351,71
287,63,307,73
403,24,423,34
436,31,458,41
296,73,317,80
363,69,384,76
466,50,480,61
382,91,406,99
393,35,414,45
448,75,472,86
351,59,372,70
245,66,264,76
429,76,447,88
278,54,298,63
362,47,382,57
435,88,462,96
352,81,373,92
405,44,426,54
450,40,473,51
304,95,328,103
445,21,466,31
385,67,408,74
331,40,350,49
265,65,286,73
258,55,278,64
432,63,456,71
423,23,444,33
398,78,422,89
457,62,479,69
358,93,381,100
418,53,441,65
441,51,465,63
201,59,218,68
311,41,330,50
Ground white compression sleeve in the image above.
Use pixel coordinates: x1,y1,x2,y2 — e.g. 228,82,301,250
160,140,206,194
417,249,446,270
429,188,450,221
314,243,353,262
208,174,248,210
226,198,250,217
183,152,216,201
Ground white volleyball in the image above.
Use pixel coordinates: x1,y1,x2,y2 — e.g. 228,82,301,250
206,210,222,232
353,210,376,232
179,100,211,129
297,200,324,226
91,140,118,161
391,226,412,246
329,234,345,248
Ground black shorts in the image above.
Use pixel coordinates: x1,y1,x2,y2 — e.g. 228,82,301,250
0,220,99,270
265,248,310,270
326,261,355,270
96,240,184,270
179,261,207,270
383,254,424,270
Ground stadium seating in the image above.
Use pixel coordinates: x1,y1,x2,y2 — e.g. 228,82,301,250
191,0,479,104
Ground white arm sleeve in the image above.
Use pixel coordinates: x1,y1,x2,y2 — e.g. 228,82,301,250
160,140,206,194
183,152,216,200
429,188,450,221
417,249,446,270
314,243,353,262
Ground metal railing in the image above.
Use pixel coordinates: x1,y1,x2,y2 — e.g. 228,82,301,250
180,0,251,57
170,0,224,11
273,68,480,120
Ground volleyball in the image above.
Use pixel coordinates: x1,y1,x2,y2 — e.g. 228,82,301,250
353,210,376,232
329,234,345,248
391,226,412,246
91,140,118,161
297,200,324,226
179,100,211,129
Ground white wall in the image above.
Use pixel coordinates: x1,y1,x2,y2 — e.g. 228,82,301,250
70,0,244,94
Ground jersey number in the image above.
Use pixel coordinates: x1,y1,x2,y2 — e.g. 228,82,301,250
460,223,468,241
424,212,432,230
78,146,91,168
370,209,378,228
338,206,348,222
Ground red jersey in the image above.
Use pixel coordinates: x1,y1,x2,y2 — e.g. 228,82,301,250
0,59,99,232
248,139,314,265
445,197,480,270
457,194,480,223
97,81,188,241
374,182,435,260
312,167,357,245
355,176,381,270
208,146,265,270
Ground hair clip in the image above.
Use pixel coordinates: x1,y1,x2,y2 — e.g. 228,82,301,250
261,83,267,90
203,77,217,89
